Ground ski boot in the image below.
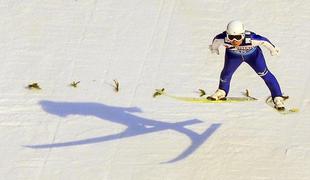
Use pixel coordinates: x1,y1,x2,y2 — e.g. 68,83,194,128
207,89,226,101
273,96,285,111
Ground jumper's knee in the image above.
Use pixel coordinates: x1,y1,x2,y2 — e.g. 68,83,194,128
257,68,269,78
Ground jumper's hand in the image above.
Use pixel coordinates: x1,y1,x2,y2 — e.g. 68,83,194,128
209,45,219,55
270,47,280,56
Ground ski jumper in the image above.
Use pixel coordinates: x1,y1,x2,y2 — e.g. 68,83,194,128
210,31,283,98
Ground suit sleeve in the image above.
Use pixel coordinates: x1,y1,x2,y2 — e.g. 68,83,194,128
209,32,226,53
251,34,278,54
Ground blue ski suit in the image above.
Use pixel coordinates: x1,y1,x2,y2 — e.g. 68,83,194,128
209,31,283,98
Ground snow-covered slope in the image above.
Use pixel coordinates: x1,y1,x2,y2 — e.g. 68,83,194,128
0,0,309,179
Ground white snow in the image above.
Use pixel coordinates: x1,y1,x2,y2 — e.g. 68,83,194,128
0,0,310,179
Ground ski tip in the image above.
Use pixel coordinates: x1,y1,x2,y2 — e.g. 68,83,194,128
27,83,42,90
198,89,206,97
153,88,165,98
113,80,120,92
70,81,80,88
241,89,257,100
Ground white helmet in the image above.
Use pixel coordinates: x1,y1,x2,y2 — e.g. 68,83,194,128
226,20,245,35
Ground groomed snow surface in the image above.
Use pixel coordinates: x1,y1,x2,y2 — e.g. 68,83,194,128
1,0,309,179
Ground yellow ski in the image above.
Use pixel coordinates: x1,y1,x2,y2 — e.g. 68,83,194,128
153,88,257,104
265,96,299,115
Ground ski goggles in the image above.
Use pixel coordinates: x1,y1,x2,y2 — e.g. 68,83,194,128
227,34,244,41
